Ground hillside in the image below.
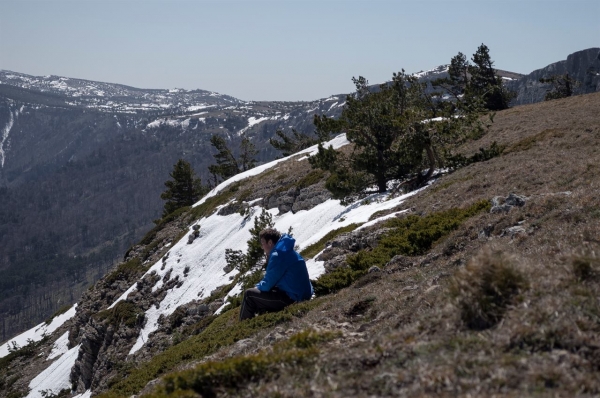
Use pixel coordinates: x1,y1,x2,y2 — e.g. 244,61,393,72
1,91,599,398
1,48,598,343
0,76,345,343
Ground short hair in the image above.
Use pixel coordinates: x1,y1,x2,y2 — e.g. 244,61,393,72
259,228,281,245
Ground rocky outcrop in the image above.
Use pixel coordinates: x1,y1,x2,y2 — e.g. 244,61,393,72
264,184,332,214
67,213,195,394
506,48,600,105
490,193,527,214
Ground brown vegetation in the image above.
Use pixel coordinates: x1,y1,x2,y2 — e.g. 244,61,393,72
156,92,600,397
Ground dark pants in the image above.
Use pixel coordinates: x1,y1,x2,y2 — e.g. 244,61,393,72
239,287,295,321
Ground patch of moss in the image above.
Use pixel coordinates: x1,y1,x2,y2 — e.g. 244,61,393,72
94,300,145,328
189,183,241,221
312,200,491,296
104,258,145,286
300,223,361,260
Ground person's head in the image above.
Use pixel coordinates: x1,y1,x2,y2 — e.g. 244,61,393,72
259,228,281,254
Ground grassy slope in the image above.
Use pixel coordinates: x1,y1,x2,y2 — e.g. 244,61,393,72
118,93,600,397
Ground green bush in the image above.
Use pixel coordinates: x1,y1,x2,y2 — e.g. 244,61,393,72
44,304,73,325
189,183,241,221
446,141,504,170
296,169,326,189
0,337,47,370
312,200,491,296
266,170,326,200
150,329,338,397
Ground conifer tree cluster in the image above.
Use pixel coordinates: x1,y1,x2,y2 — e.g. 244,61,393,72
159,134,258,218
306,43,511,202
438,44,515,111
269,129,320,157
308,69,488,202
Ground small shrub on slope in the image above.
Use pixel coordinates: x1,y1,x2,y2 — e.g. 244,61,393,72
572,251,600,282
450,248,528,330
313,200,490,295
94,301,145,328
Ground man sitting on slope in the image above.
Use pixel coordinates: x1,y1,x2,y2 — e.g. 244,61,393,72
239,228,313,321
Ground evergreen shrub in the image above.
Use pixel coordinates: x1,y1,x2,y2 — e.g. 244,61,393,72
94,301,145,328
300,223,361,260
312,200,491,295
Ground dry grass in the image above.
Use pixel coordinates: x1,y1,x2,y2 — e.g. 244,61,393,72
136,93,600,397
450,248,528,330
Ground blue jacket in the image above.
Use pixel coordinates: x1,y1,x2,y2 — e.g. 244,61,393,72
255,234,314,302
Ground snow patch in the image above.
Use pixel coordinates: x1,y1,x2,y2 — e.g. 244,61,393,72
26,344,80,398
47,332,70,360
0,305,77,358
0,108,15,167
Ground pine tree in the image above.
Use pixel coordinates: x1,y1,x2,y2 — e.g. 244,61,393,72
468,44,514,110
160,159,207,217
446,52,470,99
269,129,318,157
310,70,486,201
224,208,274,274
208,135,240,183
239,135,258,171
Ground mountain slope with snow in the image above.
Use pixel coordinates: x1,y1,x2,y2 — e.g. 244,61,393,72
1,91,600,398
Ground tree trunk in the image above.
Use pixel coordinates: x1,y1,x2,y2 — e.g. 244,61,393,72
417,145,436,185
377,147,387,192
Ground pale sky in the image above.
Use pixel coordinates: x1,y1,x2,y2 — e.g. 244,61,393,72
1,0,598,101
